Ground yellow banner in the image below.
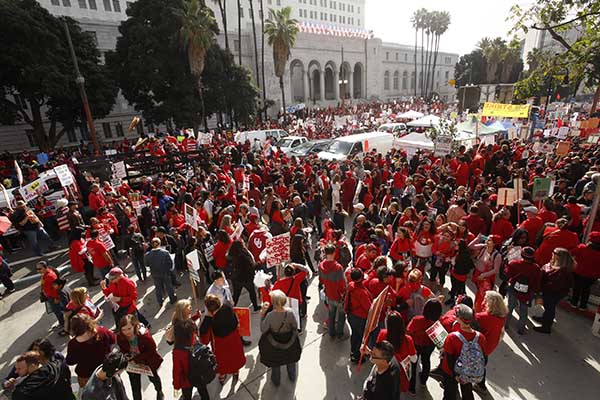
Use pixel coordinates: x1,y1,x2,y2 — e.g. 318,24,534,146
481,102,530,118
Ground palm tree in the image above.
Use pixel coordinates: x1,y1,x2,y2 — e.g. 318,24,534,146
411,12,419,97
429,11,450,95
479,37,504,83
177,0,216,130
412,8,428,97
260,0,267,119
411,9,427,97
211,0,229,50
424,11,434,98
249,0,261,104
237,0,242,64
264,6,298,125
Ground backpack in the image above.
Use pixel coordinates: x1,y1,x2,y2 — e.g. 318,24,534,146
188,343,218,386
452,331,486,384
337,244,352,268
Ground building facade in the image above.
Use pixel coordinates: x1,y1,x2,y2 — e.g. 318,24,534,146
0,0,457,151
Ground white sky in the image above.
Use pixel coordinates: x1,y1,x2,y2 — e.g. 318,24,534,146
365,0,531,56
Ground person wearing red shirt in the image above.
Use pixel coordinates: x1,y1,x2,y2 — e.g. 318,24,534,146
571,232,600,309
538,199,558,224
462,206,486,236
489,209,514,243
564,196,583,231
212,230,232,271
319,246,347,339
454,157,470,187
86,229,114,280
355,244,378,272
271,263,309,309
345,269,373,363
374,312,417,395
519,207,544,247
366,265,396,298
101,267,149,328
431,231,457,288
389,228,411,263
534,219,579,265
441,304,489,400
504,247,541,334
474,291,508,394
407,299,443,394
37,261,68,335
341,172,357,214
172,320,210,400
88,184,106,214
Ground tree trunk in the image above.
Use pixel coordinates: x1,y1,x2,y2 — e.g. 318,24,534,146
280,75,286,126
218,0,229,50
430,35,440,95
249,0,262,121
237,0,242,65
29,99,50,151
260,0,267,120
414,28,418,97
420,28,425,97
591,85,600,115
424,32,431,98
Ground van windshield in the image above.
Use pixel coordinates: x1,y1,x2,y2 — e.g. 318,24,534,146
326,140,352,155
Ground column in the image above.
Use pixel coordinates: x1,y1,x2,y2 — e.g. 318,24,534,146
348,71,354,99
303,69,310,103
319,69,325,101
333,70,339,101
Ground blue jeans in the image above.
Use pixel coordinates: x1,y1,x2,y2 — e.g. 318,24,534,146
23,228,51,256
131,255,146,280
99,266,112,285
506,288,529,331
271,363,297,386
347,313,366,360
48,298,65,326
327,298,346,338
153,274,176,304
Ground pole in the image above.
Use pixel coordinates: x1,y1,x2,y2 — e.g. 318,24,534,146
583,174,600,243
63,19,99,155
341,45,345,110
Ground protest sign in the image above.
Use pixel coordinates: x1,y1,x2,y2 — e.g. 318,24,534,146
513,178,524,201
497,188,516,206
186,250,201,282
19,179,49,202
266,233,290,267
362,287,390,345
434,136,452,157
426,321,449,350
481,102,530,118
233,307,251,337
126,363,154,377
53,165,74,187
532,177,552,201
184,203,198,231
286,297,301,327
112,161,127,179
555,141,570,157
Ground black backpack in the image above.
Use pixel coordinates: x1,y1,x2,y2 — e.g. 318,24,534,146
337,244,352,267
188,343,217,386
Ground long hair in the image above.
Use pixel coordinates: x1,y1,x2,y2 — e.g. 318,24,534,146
552,247,575,270
227,240,251,261
415,217,436,236
70,287,89,307
172,299,192,325
385,311,406,352
117,314,141,341
484,290,508,317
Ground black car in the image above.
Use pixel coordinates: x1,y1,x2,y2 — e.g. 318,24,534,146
288,139,332,158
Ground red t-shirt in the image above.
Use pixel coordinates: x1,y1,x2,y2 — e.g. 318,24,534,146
41,269,59,299
86,239,110,268
271,270,308,304
397,283,432,302
475,312,505,354
406,316,436,347
376,329,416,392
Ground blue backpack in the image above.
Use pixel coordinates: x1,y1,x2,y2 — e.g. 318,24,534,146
453,332,485,384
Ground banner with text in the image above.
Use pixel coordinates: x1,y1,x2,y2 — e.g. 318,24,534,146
482,102,530,118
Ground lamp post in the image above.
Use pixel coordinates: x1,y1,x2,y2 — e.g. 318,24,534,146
63,19,99,155
339,77,348,109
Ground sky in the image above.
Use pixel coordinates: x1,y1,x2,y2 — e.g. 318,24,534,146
365,0,531,56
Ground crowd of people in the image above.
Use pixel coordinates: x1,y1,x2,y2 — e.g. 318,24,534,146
1,99,599,400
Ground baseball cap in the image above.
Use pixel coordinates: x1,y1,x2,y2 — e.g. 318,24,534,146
108,267,123,280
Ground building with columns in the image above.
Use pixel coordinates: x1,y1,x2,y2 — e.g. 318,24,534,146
0,0,458,151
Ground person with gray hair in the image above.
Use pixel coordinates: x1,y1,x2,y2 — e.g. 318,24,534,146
259,289,301,386
361,340,401,400
144,237,177,305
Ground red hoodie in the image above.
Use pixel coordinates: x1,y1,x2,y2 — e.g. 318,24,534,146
345,280,373,319
319,259,346,302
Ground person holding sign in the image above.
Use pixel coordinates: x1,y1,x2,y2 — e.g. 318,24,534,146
117,314,164,400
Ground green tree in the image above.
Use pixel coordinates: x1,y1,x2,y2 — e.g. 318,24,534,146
248,0,261,108
454,50,487,87
0,0,117,151
177,0,217,131
429,11,451,96
211,0,229,50
264,6,298,124
477,37,523,84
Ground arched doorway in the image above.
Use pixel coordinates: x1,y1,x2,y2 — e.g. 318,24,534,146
308,60,322,102
324,61,337,100
353,63,363,99
290,60,305,103
339,61,351,100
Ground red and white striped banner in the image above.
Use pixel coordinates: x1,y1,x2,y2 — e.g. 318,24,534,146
297,22,374,39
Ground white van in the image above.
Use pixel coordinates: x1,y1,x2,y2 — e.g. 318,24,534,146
233,129,287,144
317,131,397,161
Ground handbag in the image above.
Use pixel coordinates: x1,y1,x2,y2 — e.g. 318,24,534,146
259,312,302,368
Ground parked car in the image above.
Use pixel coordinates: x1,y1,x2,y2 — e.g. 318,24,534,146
233,129,287,145
275,136,308,154
378,123,407,135
317,131,397,161
288,139,332,158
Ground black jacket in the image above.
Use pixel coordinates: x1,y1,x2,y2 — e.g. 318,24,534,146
12,360,73,400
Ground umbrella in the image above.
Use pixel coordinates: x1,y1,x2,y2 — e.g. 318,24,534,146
0,216,12,235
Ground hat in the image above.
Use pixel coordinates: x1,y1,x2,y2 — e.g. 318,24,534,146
455,304,474,323
108,267,123,279
353,203,365,211
489,194,498,202
56,198,69,207
68,201,78,207
521,246,536,260
523,206,538,215
157,226,167,233
249,213,259,222
16,200,26,207
590,231,600,244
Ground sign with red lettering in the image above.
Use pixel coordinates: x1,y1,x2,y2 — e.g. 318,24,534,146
233,307,251,337
266,232,290,267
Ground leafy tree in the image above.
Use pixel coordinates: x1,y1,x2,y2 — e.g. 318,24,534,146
264,6,299,124
454,50,487,87
0,0,117,151
428,11,451,96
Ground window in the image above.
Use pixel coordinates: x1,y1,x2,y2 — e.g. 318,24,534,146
239,6,244,18
63,0,71,5
393,71,399,90
418,72,423,89
66,128,77,142
25,130,36,147
404,53,408,61
51,0,60,5
277,0,281,5
86,31,98,45
402,71,408,89
112,0,120,11
78,0,87,8
89,0,97,9
234,39,240,54
115,122,125,137
102,122,112,138
103,0,111,11
323,13,327,21
395,53,398,61
357,18,360,25
386,52,389,61
445,71,449,80
384,71,390,90
358,6,360,13
411,71,415,89
445,56,452,64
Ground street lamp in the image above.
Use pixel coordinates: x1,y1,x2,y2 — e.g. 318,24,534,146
339,78,348,109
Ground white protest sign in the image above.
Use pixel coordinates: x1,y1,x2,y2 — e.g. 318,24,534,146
184,203,198,231
186,250,201,282
286,297,300,327
557,126,569,139
497,188,516,206
19,179,49,202
112,161,127,179
53,165,74,187
426,320,448,350
513,178,523,201
126,363,154,377
434,136,452,157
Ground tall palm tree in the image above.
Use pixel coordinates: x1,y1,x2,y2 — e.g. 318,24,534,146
413,8,428,97
211,0,229,50
177,0,216,130
249,0,261,102
479,37,504,83
260,0,267,119
237,0,242,64
411,12,418,97
429,11,450,95
264,6,298,125
424,11,434,98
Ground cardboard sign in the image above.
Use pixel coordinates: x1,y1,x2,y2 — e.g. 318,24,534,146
400,355,412,380
100,231,115,251
513,178,523,201
285,297,301,327
555,141,570,157
186,250,201,282
266,232,290,267
532,177,552,201
233,307,251,337
434,136,452,157
425,320,449,350
184,203,198,231
126,363,154,377
112,161,127,179
497,188,516,206
53,165,74,187
557,126,569,139
19,179,49,202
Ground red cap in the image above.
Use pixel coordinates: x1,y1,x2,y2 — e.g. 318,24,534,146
590,231,600,244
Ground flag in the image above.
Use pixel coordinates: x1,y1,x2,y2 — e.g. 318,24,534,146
14,160,22,187
358,286,390,370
